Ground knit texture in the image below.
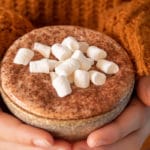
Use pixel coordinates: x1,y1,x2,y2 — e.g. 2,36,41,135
99,0,150,75
0,8,33,59
0,0,121,28
0,0,149,75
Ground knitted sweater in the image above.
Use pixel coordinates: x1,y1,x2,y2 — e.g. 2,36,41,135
0,8,33,59
0,0,149,75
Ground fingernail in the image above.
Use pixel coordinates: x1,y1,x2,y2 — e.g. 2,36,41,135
33,139,52,148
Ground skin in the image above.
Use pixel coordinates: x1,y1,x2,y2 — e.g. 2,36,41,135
0,76,150,150
73,76,150,150
0,111,71,150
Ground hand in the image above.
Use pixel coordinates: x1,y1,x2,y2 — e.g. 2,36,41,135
73,76,150,150
137,76,150,106
0,110,71,150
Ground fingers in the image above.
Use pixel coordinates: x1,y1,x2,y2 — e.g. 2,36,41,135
73,130,144,150
0,112,54,148
0,112,72,150
87,99,146,148
136,76,150,106
52,140,72,150
73,131,145,150
73,141,90,150
98,129,146,150
17,124,54,147
0,140,46,150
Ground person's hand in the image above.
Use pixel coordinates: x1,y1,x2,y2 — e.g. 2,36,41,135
0,110,71,150
73,76,150,150
137,76,150,106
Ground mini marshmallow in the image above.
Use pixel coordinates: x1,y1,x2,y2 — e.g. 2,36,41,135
14,36,121,98
51,43,72,60
71,50,94,71
87,46,107,61
96,59,119,74
74,69,90,88
48,60,58,71
33,42,51,58
82,57,94,70
52,76,72,97
55,61,64,67
29,58,50,74
50,72,58,81
79,41,89,53
55,58,80,76
14,48,34,65
68,74,74,84
89,70,106,85
62,36,79,51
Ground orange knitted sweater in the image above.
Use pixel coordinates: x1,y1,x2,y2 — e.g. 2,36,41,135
0,0,149,75
0,8,33,59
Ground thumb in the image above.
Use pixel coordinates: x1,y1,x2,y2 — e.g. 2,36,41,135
136,76,150,106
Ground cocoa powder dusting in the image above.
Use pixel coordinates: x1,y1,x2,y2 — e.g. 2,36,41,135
0,26,134,120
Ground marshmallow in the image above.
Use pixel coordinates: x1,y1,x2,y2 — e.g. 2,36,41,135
74,69,90,88
96,59,119,74
87,46,107,61
55,61,64,67
62,36,79,51
50,72,58,81
55,58,80,76
52,76,72,97
29,58,51,74
13,36,121,98
89,70,106,85
51,43,72,60
48,59,58,71
68,74,74,84
33,42,51,58
71,50,94,71
14,48,34,65
82,57,94,70
79,41,89,53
